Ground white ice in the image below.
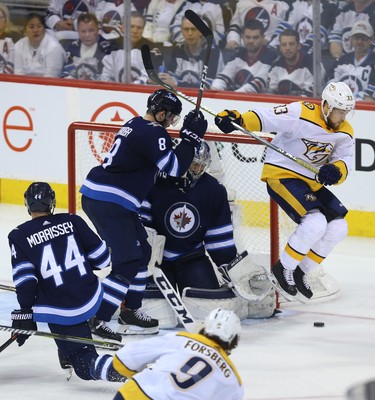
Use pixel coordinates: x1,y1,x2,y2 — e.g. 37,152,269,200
1,204,374,400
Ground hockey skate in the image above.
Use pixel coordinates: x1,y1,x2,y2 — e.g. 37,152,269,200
89,317,122,343
118,308,159,335
294,266,313,300
267,260,298,302
58,350,73,381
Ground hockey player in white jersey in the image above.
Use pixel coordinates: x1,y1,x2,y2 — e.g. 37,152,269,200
112,307,244,399
215,81,355,301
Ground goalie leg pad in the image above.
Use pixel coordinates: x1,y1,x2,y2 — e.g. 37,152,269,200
182,287,249,320
145,226,166,275
141,286,178,329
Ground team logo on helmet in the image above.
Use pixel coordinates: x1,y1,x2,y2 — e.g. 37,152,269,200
62,0,89,20
302,139,333,164
165,202,200,238
245,7,270,32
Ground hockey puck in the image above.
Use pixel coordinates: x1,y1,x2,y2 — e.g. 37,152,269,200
313,322,325,327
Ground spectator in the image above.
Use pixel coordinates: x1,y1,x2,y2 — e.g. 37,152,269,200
14,13,66,77
0,2,21,74
330,20,375,99
158,15,224,88
143,0,185,45
329,0,375,59
268,28,324,96
225,0,290,49
96,0,136,42
363,66,375,101
211,19,277,93
170,0,226,47
62,12,114,80
45,0,99,42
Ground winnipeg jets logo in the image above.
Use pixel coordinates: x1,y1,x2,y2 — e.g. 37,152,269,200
302,139,333,164
165,202,200,238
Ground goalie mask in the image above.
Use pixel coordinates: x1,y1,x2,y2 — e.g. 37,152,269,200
321,82,355,123
147,89,182,126
187,141,211,187
203,308,241,348
24,182,56,215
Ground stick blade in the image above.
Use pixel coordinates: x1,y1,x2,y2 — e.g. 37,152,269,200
184,9,213,41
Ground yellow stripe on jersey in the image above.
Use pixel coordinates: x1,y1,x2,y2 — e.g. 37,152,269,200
299,101,354,137
285,243,306,261
117,378,152,400
266,177,307,217
176,332,243,385
261,164,323,191
306,249,325,264
113,354,137,379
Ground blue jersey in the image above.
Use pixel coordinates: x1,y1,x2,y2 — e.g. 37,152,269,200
140,173,237,266
8,213,110,325
80,116,194,212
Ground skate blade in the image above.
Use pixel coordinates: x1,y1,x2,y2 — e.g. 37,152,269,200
266,272,298,303
117,325,159,336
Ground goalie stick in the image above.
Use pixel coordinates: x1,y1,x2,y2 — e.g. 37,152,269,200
141,44,319,175
0,324,123,351
184,9,214,112
153,266,197,333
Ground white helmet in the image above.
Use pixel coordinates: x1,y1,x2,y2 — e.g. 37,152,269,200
204,308,241,344
321,82,355,121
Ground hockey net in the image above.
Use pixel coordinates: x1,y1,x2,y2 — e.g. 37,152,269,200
67,121,340,304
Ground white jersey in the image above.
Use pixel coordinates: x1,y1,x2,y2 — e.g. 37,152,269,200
170,1,225,46
144,0,186,44
114,331,244,400
227,0,290,43
99,48,148,84
0,36,15,74
14,33,66,77
241,101,354,189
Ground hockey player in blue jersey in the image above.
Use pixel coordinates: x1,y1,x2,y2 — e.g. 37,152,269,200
140,141,237,293
8,182,124,382
80,89,208,338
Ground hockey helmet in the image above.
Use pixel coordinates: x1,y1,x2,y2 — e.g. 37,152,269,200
321,82,355,121
24,182,56,215
204,308,241,345
147,89,182,122
187,141,211,186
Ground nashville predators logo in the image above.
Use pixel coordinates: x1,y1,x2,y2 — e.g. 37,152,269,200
305,193,317,202
302,139,333,164
165,202,200,238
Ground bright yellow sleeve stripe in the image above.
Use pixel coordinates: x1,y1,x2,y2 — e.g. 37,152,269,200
113,354,137,378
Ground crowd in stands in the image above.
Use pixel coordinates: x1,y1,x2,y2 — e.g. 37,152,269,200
1,0,375,100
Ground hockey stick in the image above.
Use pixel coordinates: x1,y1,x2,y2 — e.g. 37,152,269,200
217,251,271,302
184,9,214,112
153,266,196,333
141,44,319,175
0,325,123,351
0,334,18,353
0,283,16,292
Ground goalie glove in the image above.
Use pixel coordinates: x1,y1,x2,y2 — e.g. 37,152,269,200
11,308,37,347
214,110,243,133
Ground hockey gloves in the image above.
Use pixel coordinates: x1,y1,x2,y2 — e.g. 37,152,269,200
180,110,208,148
215,110,243,133
317,164,342,186
11,308,37,346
